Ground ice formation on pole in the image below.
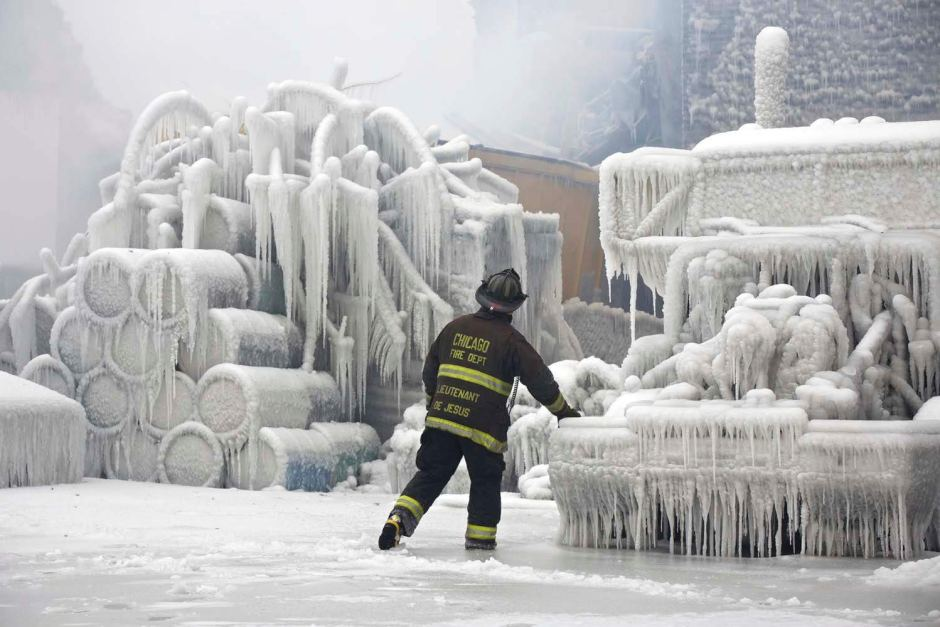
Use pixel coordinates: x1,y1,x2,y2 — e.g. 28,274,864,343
547,27,940,559
754,26,790,129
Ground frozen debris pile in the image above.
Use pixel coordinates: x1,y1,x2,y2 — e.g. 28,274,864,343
0,60,576,492
552,33,940,558
0,372,86,487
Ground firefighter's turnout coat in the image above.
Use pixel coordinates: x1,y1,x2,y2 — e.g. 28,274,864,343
422,309,575,453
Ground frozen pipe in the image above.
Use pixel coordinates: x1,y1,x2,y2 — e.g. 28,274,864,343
105,427,160,482
845,311,893,375
177,308,303,381
201,196,254,255
158,421,224,487
19,355,75,399
110,314,175,381
135,248,248,337
108,91,212,250
180,158,222,249
74,248,146,325
196,364,343,453
477,168,519,203
156,223,180,248
0,372,86,488
143,196,182,248
431,139,470,164
143,371,197,440
50,306,107,376
99,171,120,205
887,372,925,415
234,253,286,315
329,57,349,90
228,423,380,491
754,27,789,128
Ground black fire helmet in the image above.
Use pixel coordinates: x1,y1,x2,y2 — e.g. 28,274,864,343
475,268,528,313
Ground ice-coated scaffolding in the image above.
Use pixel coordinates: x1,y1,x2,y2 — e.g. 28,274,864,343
548,28,940,559
0,60,577,491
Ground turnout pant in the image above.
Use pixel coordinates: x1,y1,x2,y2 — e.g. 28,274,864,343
392,427,505,542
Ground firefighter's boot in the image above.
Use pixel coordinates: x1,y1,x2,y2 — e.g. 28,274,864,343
464,537,496,550
465,523,497,550
378,514,403,550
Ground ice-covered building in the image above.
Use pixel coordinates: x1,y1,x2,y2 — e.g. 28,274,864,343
683,0,940,144
547,27,940,559
0,61,580,492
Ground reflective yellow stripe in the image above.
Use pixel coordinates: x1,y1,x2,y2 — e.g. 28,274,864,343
547,392,566,413
425,416,507,454
438,364,512,396
395,495,424,520
466,523,497,539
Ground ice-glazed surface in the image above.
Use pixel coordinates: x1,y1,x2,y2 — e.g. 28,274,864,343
4,480,940,625
0,372,86,488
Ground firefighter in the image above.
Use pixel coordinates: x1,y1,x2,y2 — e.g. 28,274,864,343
378,268,580,551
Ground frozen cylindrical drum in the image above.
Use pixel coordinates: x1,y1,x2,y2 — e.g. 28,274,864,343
19,354,75,399
196,364,342,451
76,365,133,437
202,196,254,255
136,248,248,331
50,306,107,376
110,314,176,380
74,248,145,324
230,423,379,491
105,427,160,482
143,371,197,440
177,308,302,381
307,422,381,485
234,253,286,315
158,421,224,487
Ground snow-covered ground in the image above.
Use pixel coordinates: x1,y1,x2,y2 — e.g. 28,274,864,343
1,480,938,626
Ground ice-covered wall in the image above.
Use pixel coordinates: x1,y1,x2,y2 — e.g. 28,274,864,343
683,0,940,145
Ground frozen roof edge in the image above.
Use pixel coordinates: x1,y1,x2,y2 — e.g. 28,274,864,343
694,119,940,155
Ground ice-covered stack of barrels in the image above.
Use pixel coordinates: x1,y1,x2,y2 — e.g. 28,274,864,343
49,246,379,490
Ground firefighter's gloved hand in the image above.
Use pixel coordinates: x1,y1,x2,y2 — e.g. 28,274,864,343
555,406,582,422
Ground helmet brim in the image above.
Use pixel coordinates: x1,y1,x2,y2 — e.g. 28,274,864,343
475,284,527,313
